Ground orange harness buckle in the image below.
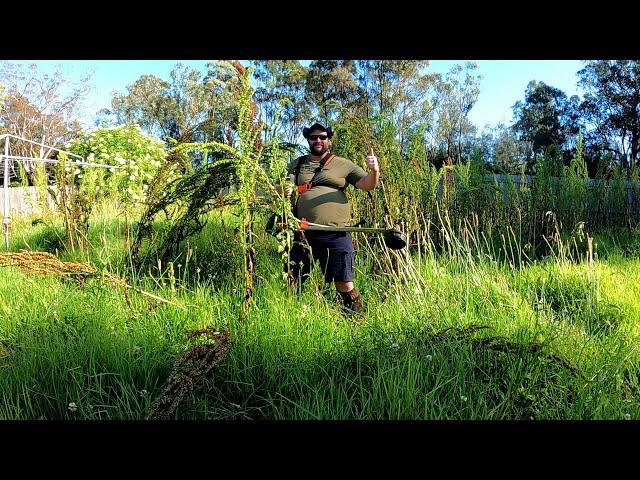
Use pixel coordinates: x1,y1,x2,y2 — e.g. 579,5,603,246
297,183,312,194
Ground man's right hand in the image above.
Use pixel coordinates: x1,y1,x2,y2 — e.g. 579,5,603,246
286,174,296,198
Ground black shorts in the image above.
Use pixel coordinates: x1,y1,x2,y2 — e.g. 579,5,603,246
289,231,356,283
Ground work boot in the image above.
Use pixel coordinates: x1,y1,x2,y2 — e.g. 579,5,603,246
338,288,364,314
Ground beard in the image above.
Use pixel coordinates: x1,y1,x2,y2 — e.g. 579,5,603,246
309,142,328,156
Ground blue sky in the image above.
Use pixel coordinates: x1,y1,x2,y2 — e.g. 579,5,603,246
5,60,585,131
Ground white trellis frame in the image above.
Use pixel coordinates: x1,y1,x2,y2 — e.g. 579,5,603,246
1,133,120,250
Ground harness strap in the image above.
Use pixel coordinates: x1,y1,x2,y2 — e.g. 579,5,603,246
295,153,340,194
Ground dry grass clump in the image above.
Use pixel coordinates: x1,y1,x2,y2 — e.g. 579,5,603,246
147,328,232,420
0,251,97,276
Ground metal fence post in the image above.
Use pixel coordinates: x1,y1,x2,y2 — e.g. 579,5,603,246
3,136,10,251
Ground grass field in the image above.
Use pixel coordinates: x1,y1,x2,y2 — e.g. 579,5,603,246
1,206,640,420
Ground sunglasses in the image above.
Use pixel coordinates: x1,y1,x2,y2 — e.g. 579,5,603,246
308,134,328,141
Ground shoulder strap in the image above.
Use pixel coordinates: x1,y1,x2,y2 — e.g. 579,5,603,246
295,153,345,194
308,153,335,185
294,153,335,185
320,153,335,169
293,155,307,186
315,154,344,190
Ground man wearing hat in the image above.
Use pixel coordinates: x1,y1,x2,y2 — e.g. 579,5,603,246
284,122,379,314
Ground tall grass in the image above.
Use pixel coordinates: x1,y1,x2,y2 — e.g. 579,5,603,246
4,91,640,420
2,201,640,420
330,117,640,266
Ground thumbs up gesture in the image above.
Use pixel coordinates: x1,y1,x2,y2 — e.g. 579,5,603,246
366,146,379,173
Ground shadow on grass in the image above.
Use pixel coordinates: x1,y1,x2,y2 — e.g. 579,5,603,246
529,270,623,336
172,325,597,420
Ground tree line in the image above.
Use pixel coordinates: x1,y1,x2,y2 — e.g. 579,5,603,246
2,60,640,185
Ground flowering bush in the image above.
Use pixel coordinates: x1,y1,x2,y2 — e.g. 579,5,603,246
67,124,168,207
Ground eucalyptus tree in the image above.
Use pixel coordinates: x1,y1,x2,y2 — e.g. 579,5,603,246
106,61,242,166
355,61,434,115
109,74,173,139
202,60,244,146
490,123,533,174
512,80,580,164
354,60,437,156
107,62,241,144
389,61,438,152
578,60,640,171
0,61,90,184
305,60,361,124
429,62,481,163
251,60,310,146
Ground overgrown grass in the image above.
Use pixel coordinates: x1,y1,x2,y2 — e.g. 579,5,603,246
2,206,640,420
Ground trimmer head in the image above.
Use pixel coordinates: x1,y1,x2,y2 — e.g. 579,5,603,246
383,229,407,250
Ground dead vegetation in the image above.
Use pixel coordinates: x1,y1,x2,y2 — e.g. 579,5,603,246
423,324,584,379
0,251,96,276
0,250,176,307
147,328,232,420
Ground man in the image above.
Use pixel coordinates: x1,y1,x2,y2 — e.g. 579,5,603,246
284,122,379,313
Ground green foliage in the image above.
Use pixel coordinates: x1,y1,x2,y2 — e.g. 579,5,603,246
68,124,167,208
578,60,640,169
130,64,284,318
129,150,234,267
558,132,589,229
448,157,498,225
491,123,532,174
32,162,51,216
512,80,579,159
609,164,630,227
47,152,92,252
15,163,29,187
252,60,310,146
4,208,640,420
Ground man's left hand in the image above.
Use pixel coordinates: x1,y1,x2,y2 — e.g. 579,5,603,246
366,149,379,173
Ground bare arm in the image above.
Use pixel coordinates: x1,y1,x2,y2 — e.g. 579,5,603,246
355,150,380,192
355,169,379,192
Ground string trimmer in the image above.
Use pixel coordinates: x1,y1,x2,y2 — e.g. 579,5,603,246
294,216,407,250
266,212,406,250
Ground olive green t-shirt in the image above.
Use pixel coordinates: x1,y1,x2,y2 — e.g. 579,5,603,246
287,154,367,227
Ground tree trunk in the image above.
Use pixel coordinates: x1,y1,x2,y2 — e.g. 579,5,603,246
631,131,639,169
